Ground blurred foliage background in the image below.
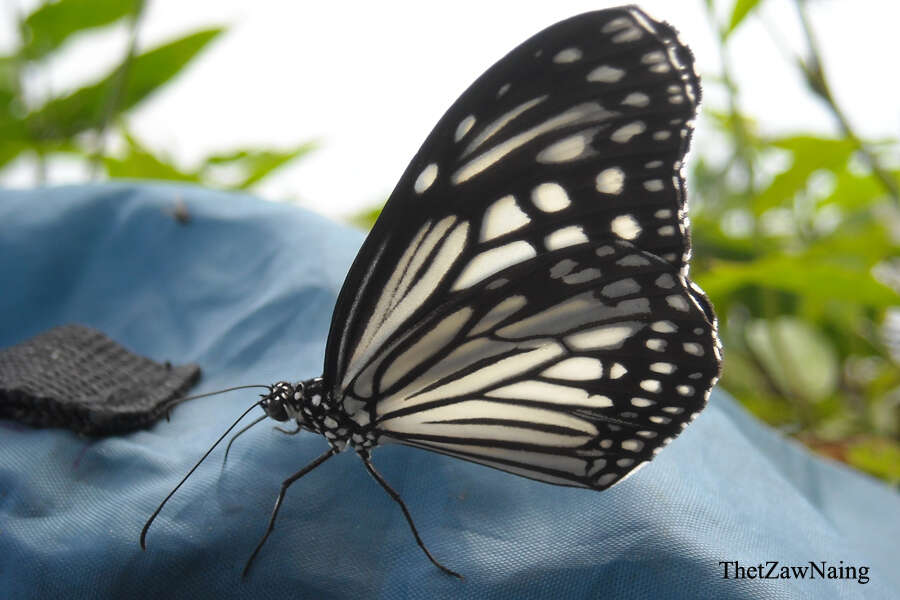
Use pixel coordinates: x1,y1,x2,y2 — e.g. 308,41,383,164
1,0,897,484
0,0,313,190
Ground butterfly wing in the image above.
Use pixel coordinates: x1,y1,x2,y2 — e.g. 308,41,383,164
323,7,720,489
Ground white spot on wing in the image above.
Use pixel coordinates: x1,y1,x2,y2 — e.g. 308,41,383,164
651,321,677,333
545,226,588,250
667,295,690,312
596,472,618,486
609,363,626,379
453,241,536,290
621,439,644,452
532,182,571,212
587,65,625,83
596,167,625,194
602,278,639,298
602,17,631,33
655,274,676,289
658,225,675,236
414,163,438,194
639,380,661,393
537,130,595,163
641,50,666,65
644,179,664,191
553,47,582,63
562,268,602,284
617,254,650,267
454,115,476,142
481,195,530,241
622,92,650,107
683,342,704,356
612,27,642,43
611,214,642,240
542,357,603,380
566,322,642,350
646,338,666,351
611,121,646,143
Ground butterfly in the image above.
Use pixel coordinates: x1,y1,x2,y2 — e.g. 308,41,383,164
142,5,722,579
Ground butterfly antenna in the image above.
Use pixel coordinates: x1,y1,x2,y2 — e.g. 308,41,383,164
176,384,273,403
140,398,266,550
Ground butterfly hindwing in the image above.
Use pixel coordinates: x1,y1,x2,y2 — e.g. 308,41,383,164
323,7,720,490
339,240,718,489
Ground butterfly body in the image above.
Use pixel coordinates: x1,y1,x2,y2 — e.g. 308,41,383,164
262,379,380,452
144,5,722,578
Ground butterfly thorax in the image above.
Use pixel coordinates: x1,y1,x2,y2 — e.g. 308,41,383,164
261,378,373,452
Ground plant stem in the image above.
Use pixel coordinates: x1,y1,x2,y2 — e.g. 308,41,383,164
89,0,146,179
793,0,899,204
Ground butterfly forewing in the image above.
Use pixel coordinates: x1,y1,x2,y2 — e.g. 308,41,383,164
324,7,720,490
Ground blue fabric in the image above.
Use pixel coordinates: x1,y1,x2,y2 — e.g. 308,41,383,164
0,183,896,599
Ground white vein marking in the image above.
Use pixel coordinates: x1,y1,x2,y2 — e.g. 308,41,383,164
453,240,536,290
454,103,616,184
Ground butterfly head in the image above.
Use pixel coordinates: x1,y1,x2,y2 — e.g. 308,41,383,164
260,377,335,432
260,381,299,422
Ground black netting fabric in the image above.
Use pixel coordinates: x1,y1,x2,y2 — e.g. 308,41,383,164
0,324,200,435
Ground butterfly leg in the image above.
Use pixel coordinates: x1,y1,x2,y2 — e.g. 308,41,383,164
273,423,303,435
359,452,463,579
242,447,338,578
221,415,267,470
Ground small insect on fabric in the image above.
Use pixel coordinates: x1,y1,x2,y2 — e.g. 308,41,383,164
142,5,722,579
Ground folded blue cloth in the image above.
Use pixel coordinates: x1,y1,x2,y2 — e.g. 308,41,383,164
1,183,896,599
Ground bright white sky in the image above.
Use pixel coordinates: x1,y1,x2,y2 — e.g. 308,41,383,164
2,0,899,218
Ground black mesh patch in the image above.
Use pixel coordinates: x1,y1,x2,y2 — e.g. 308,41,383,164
0,324,201,435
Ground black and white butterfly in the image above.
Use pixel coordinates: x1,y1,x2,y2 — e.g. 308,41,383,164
142,5,722,579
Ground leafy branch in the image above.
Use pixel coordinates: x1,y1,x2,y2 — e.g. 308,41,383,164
791,0,899,204
0,0,313,193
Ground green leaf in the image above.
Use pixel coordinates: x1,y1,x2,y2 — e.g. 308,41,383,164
103,132,199,182
697,256,899,310
745,317,839,402
725,0,762,38
802,220,896,269
752,136,857,214
201,142,316,189
22,0,140,61
821,167,900,211
0,55,17,104
27,28,223,140
846,437,900,484
0,115,31,168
